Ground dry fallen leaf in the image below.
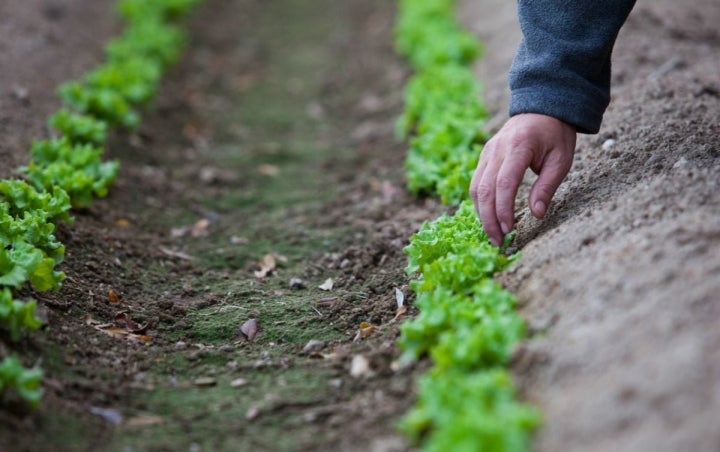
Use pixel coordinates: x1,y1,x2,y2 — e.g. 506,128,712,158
170,226,190,238
90,406,123,425
114,312,151,334
239,318,258,341
87,315,152,343
315,297,338,307
115,218,131,228
392,289,407,322
159,247,195,261
257,164,280,176
254,254,276,278
395,288,405,308
318,278,334,291
191,218,211,237
108,289,122,304
97,326,152,343
353,321,377,342
392,305,408,322
125,415,165,427
230,235,249,245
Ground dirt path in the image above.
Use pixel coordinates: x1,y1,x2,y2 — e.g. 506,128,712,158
1,0,440,450
461,0,720,451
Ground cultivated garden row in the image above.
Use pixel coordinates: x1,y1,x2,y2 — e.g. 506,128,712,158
395,0,540,450
0,0,203,408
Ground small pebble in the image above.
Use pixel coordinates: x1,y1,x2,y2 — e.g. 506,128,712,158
193,377,217,387
173,341,187,350
303,339,326,353
602,138,616,151
230,378,248,388
219,344,234,353
289,278,306,290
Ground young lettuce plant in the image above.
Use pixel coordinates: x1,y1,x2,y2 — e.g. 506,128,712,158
0,356,43,408
58,82,140,129
0,289,42,342
24,138,119,208
399,369,541,452
49,109,108,146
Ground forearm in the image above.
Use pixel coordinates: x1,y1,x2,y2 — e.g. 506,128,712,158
509,0,636,133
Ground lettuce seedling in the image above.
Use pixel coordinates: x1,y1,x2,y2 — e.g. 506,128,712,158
398,65,483,137
0,203,64,264
395,0,481,70
405,200,495,274
0,240,64,292
0,355,43,408
84,58,163,105
0,289,42,342
0,180,72,225
105,18,186,68
399,369,541,452
25,138,119,208
117,0,202,21
49,109,108,146
399,281,523,367
58,82,140,129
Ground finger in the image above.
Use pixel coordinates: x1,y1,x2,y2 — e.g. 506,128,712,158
529,149,573,218
469,149,489,207
470,138,494,216
495,146,533,235
473,150,504,247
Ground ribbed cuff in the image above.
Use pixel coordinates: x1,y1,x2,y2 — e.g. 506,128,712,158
509,85,608,134
510,87,607,134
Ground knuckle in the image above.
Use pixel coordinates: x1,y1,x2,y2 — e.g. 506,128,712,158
474,184,494,203
496,175,516,191
534,183,556,199
507,129,533,149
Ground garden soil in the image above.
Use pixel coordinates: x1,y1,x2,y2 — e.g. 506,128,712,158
461,0,720,451
0,0,717,451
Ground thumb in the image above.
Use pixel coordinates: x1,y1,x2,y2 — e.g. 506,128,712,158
529,150,573,218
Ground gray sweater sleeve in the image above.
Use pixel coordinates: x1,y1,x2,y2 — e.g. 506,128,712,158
509,0,636,133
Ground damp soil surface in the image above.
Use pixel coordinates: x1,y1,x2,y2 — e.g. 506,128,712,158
1,0,719,451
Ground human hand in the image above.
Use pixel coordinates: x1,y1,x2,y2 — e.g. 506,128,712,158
469,113,576,246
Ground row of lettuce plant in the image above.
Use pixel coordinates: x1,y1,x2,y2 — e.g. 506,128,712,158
0,0,202,408
394,0,541,450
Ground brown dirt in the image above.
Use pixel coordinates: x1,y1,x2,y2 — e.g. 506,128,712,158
0,0,118,177
461,0,720,451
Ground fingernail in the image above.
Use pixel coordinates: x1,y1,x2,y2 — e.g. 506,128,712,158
534,200,547,217
501,222,510,235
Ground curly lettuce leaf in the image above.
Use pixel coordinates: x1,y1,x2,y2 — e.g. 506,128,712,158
0,203,65,263
58,82,140,129
0,355,43,408
400,369,541,452
0,288,42,342
0,180,72,224
25,138,119,207
0,241,64,291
